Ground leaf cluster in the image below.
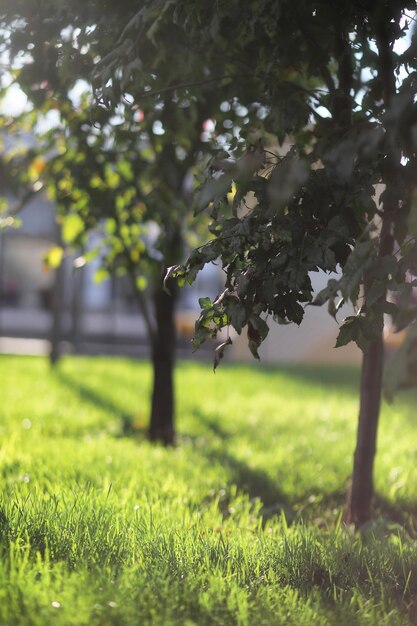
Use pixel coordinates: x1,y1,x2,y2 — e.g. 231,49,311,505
167,1,417,368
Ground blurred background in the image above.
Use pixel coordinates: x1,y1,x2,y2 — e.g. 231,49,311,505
0,185,365,365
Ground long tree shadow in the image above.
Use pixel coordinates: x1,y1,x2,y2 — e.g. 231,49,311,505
192,409,294,520
194,410,417,531
310,488,417,535
372,493,417,537
202,445,295,522
189,409,234,440
54,370,147,437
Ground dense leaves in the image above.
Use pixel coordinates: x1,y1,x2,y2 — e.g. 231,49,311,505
159,0,417,378
0,0,260,441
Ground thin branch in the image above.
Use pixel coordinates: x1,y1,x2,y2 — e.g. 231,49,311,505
281,80,329,108
112,214,157,342
133,73,255,100
129,272,157,343
403,12,417,23
2,188,35,219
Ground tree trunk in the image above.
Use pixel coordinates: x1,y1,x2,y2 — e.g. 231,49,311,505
148,276,177,445
49,256,66,366
344,334,384,526
71,265,84,354
343,10,399,529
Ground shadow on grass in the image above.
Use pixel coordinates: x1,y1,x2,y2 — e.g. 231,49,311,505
53,369,417,534
208,447,290,509
191,409,234,440
372,494,417,536
191,409,293,518
305,488,417,535
192,413,417,532
260,363,361,393
54,370,148,438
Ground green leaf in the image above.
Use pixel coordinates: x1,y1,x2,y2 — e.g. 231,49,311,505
94,267,110,283
340,240,375,303
105,218,117,235
365,280,386,307
312,279,339,306
117,160,134,182
104,166,121,189
198,297,212,309
194,174,233,214
227,300,247,334
192,322,213,350
44,245,63,269
135,275,148,290
62,214,84,244
335,317,358,348
267,155,309,211
249,315,269,342
285,299,304,325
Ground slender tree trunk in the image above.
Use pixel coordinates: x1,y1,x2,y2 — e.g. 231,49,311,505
50,254,66,366
344,14,399,528
71,265,84,354
344,334,384,526
148,275,177,445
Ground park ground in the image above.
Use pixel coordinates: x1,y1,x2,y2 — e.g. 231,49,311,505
1,355,417,625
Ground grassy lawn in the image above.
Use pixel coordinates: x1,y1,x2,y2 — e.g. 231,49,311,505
1,355,417,625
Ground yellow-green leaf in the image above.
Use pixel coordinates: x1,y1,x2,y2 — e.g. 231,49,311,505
44,245,63,269
62,214,84,244
135,275,148,290
94,267,109,283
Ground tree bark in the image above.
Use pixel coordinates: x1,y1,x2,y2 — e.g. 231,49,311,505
49,253,66,366
344,334,384,526
148,275,177,445
71,265,84,354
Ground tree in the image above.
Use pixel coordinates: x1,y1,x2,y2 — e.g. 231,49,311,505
0,0,252,444
128,0,415,526
171,0,417,526
2,0,417,523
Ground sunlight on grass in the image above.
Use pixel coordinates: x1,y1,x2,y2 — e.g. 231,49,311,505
0,355,416,625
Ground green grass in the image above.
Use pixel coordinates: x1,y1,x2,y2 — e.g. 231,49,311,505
1,355,417,625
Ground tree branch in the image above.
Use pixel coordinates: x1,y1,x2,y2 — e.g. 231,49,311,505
132,73,256,101
1,188,36,219
332,22,354,132
112,214,157,343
